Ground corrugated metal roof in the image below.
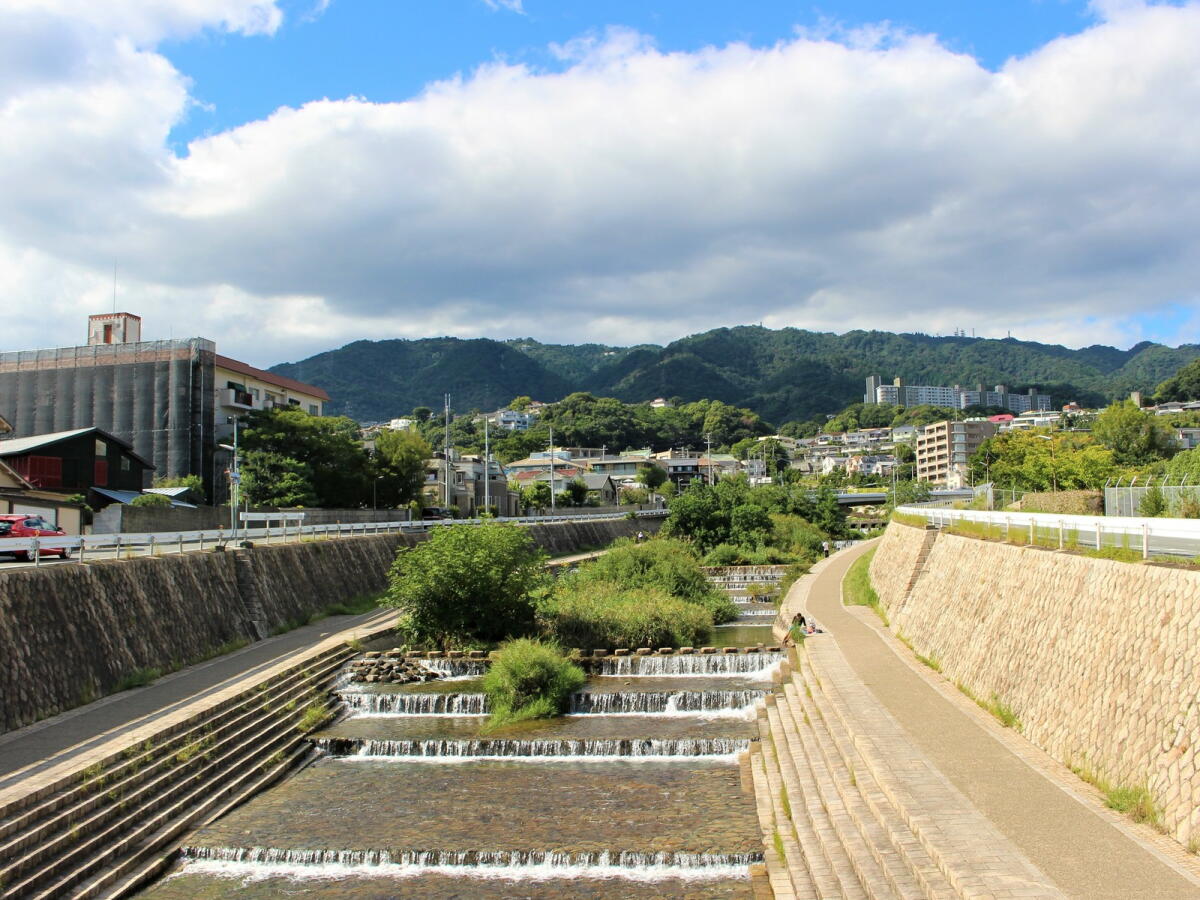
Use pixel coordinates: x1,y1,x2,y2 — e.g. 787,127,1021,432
92,488,197,508
0,428,99,455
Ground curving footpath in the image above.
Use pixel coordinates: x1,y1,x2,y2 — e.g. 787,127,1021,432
765,540,1200,900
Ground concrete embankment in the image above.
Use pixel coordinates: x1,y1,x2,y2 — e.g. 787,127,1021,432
870,521,1200,849
0,517,658,734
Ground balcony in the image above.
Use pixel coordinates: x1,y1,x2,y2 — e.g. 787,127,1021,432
219,388,256,411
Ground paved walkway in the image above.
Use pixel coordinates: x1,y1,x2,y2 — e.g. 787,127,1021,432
806,542,1200,900
0,608,397,788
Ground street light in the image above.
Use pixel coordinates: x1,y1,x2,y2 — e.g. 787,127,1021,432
1035,434,1057,493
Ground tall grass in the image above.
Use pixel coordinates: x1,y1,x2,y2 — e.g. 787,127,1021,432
843,549,887,625
537,582,713,650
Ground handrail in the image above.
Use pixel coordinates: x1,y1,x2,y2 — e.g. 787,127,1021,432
0,509,668,567
895,504,1200,559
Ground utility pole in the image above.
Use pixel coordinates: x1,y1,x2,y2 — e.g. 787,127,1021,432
483,415,490,516
705,433,713,485
444,393,452,511
219,418,241,539
549,426,556,511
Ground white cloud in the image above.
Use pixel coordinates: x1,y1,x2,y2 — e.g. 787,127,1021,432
482,0,525,14
1,1,1200,366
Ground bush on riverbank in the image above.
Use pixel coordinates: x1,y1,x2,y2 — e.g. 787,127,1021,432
538,582,713,650
481,638,585,730
385,524,549,648
571,538,739,623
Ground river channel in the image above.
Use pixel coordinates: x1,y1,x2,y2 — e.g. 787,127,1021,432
138,591,781,897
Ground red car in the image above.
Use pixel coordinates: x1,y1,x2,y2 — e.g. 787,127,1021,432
0,514,72,560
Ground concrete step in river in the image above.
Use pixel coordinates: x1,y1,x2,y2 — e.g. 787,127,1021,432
138,650,785,898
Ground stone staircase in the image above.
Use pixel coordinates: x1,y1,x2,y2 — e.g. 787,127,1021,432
752,645,1064,900
0,646,351,900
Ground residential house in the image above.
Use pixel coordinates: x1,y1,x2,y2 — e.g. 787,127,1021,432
0,427,153,499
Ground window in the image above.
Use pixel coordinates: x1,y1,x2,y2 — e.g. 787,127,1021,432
121,456,131,472
309,404,318,415
95,439,107,456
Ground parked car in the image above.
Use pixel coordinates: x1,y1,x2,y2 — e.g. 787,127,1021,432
420,507,451,520
0,514,72,560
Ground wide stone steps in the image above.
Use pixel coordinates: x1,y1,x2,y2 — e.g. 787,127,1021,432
751,724,815,900
753,644,979,900
779,685,914,900
765,700,870,900
793,654,955,900
0,645,351,900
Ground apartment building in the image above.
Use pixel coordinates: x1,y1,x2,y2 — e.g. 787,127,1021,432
866,376,1052,413
915,419,998,487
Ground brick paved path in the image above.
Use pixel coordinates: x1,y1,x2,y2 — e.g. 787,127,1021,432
802,542,1200,900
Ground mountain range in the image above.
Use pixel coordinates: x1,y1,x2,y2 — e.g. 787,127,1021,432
269,326,1200,425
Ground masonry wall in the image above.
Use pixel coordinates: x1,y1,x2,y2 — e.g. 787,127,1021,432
0,516,658,734
870,521,1200,847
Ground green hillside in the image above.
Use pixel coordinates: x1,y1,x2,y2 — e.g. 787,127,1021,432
269,327,1200,424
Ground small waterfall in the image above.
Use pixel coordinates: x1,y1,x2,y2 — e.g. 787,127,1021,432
596,654,781,676
570,690,764,714
181,845,763,870
732,607,777,617
342,692,488,716
315,736,751,759
419,658,489,678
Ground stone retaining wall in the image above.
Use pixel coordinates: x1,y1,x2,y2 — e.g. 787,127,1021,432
870,521,1200,847
0,517,658,734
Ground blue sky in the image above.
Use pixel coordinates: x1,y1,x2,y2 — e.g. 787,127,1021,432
1,0,1198,364
165,1,1101,148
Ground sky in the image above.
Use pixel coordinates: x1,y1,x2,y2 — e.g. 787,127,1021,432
2,0,1199,366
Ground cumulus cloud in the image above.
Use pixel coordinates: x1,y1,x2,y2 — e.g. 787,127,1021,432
1,1,1199,365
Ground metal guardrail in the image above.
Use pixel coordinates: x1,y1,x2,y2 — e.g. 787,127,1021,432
0,510,668,567
896,504,1200,559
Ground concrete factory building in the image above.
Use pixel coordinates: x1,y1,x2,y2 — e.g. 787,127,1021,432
0,314,329,502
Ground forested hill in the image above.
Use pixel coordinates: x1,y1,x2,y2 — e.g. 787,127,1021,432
268,327,1200,424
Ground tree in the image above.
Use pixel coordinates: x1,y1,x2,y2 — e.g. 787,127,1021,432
241,451,319,507
385,523,548,647
240,408,371,507
729,503,774,547
560,478,589,507
1091,401,1176,467
412,406,433,423
520,481,552,510
374,429,432,507
1155,358,1200,402
508,396,533,411
638,463,667,491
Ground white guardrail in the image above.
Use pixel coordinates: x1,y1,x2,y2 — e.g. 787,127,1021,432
896,504,1200,559
0,510,667,567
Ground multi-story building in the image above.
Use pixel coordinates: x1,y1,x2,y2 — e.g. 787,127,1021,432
0,313,328,502
866,376,1052,413
915,419,998,487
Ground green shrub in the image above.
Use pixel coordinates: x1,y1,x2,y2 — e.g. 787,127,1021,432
777,561,811,601
538,581,713,649
481,639,585,730
573,538,739,623
703,543,745,566
114,667,162,692
130,493,172,508
385,523,548,648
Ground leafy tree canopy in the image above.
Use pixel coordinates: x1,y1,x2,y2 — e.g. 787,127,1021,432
1091,400,1177,467
241,408,372,508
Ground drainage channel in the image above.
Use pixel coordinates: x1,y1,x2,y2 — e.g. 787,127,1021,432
137,651,783,898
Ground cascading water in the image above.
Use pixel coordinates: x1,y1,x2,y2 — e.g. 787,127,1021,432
144,648,774,897
315,736,751,759
596,653,781,676
343,692,489,716
570,689,765,714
